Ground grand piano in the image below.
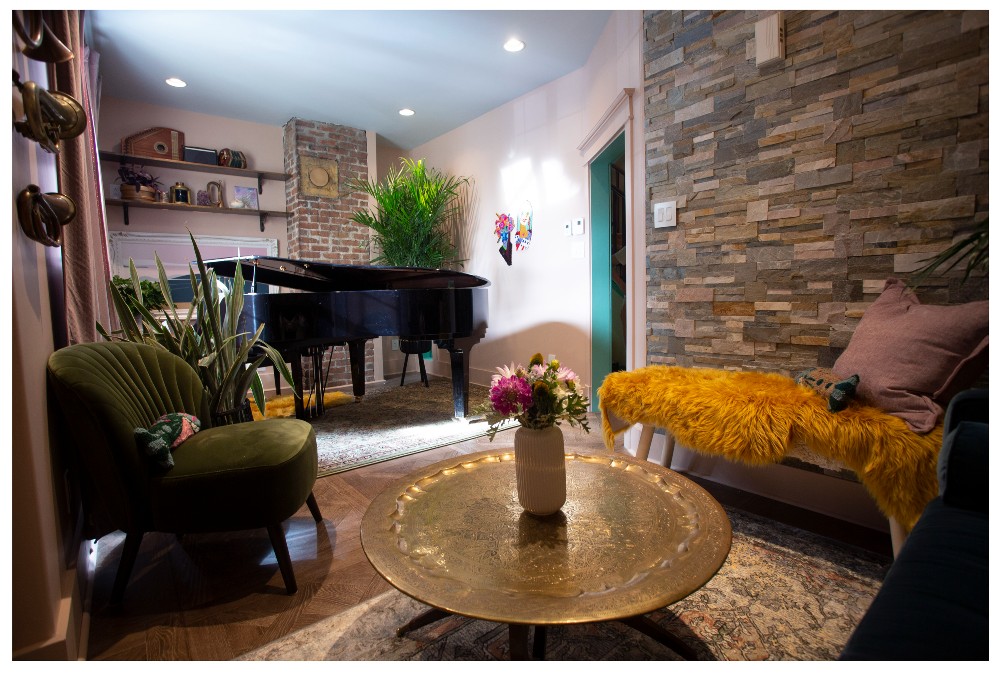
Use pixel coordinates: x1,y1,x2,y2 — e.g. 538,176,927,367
204,256,489,420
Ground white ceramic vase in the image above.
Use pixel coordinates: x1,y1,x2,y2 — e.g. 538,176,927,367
513,425,566,516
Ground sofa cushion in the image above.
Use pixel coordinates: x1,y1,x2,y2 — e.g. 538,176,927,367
148,418,317,533
839,497,988,660
832,278,988,433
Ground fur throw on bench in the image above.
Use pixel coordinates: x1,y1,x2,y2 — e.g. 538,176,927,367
598,366,943,531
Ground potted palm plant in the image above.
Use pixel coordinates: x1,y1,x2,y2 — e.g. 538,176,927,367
350,157,470,268
98,232,295,424
350,157,472,362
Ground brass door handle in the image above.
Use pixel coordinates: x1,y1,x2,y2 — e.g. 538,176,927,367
16,184,76,247
13,10,73,63
13,74,87,153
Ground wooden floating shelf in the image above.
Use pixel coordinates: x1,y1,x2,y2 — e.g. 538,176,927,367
100,150,290,231
105,199,286,232
100,151,288,184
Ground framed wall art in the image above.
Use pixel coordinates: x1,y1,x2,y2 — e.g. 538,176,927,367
233,185,259,210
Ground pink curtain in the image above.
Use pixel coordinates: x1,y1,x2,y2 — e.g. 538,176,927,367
50,10,113,344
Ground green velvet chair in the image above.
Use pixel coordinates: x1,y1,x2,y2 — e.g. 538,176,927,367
47,341,322,604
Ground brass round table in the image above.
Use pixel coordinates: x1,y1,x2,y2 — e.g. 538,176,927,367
360,449,732,659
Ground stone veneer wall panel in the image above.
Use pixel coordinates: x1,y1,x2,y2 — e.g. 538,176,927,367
643,9,988,374
283,118,373,386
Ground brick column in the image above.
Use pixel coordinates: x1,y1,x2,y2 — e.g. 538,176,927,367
282,118,374,387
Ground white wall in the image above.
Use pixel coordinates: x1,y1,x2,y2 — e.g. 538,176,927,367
412,11,645,395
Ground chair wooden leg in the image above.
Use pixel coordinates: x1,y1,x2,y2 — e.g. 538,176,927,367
306,491,323,522
888,516,907,558
662,431,676,469
111,531,144,605
267,524,297,594
636,425,655,461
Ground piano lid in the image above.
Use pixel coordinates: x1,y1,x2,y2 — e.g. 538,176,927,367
203,256,491,293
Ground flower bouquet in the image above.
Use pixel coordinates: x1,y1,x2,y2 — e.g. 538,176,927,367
481,353,590,440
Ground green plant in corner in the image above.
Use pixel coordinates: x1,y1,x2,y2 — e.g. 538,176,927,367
910,218,988,287
97,232,296,423
350,158,470,268
111,275,166,311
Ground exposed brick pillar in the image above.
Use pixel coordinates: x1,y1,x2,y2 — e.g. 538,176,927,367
282,118,374,387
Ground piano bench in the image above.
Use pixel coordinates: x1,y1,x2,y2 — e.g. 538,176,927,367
400,339,431,388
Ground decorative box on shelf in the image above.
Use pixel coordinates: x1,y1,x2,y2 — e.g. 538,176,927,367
183,146,217,165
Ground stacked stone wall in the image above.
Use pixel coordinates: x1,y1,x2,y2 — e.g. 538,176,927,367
643,10,988,373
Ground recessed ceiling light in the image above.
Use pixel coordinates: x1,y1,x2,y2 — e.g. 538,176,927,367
504,38,525,53
399,108,415,116
165,77,187,88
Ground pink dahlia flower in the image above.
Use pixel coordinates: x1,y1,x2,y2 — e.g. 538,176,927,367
490,375,533,416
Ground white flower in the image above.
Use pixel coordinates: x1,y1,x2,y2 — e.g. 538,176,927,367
491,362,520,387
555,366,579,384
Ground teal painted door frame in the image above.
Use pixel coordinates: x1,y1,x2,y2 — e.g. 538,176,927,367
589,132,625,410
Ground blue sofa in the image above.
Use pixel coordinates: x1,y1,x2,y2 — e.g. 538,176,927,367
840,389,988,660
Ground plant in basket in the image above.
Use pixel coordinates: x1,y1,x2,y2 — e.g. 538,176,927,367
116,165,162,201
481,353,590,440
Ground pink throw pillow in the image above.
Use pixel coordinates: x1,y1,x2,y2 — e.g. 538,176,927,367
832,278,988,433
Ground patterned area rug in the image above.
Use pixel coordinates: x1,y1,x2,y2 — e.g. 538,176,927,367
310,377,493,476
241,508,888,661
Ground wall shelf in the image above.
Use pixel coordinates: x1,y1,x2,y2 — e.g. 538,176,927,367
100,151,288,193
104,198,285,232
100,150,289,232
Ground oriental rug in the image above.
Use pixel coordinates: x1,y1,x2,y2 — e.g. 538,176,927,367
240,508,889,661
307,376,493,477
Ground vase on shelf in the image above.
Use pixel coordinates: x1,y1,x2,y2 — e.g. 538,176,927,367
513,425,566,516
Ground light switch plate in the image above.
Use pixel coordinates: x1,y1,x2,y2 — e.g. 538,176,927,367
654,201,676,228
572,217,585,236
564,220,572,236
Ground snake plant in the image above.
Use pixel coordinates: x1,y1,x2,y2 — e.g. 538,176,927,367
97,232,295,423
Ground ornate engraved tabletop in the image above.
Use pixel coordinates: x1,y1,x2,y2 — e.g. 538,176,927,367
361,449,732,630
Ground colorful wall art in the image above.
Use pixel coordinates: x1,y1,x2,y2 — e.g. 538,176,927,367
494,202,532,266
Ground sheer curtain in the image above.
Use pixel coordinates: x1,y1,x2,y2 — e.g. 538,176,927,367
50,9,113,344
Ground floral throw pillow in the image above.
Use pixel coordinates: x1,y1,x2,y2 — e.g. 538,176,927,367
795,367,860,412
134,412,201,471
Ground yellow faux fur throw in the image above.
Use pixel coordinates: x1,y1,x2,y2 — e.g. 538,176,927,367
599,366,943,532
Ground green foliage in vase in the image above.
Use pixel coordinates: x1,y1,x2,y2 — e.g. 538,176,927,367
97,232,296,423
350,158,470,268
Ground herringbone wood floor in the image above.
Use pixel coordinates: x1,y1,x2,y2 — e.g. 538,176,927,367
84,415,889,660
84,419,612,660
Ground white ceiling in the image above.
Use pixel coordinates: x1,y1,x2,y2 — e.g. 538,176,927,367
88,9,613,150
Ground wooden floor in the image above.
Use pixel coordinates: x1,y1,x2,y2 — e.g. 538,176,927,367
84,415,891,660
